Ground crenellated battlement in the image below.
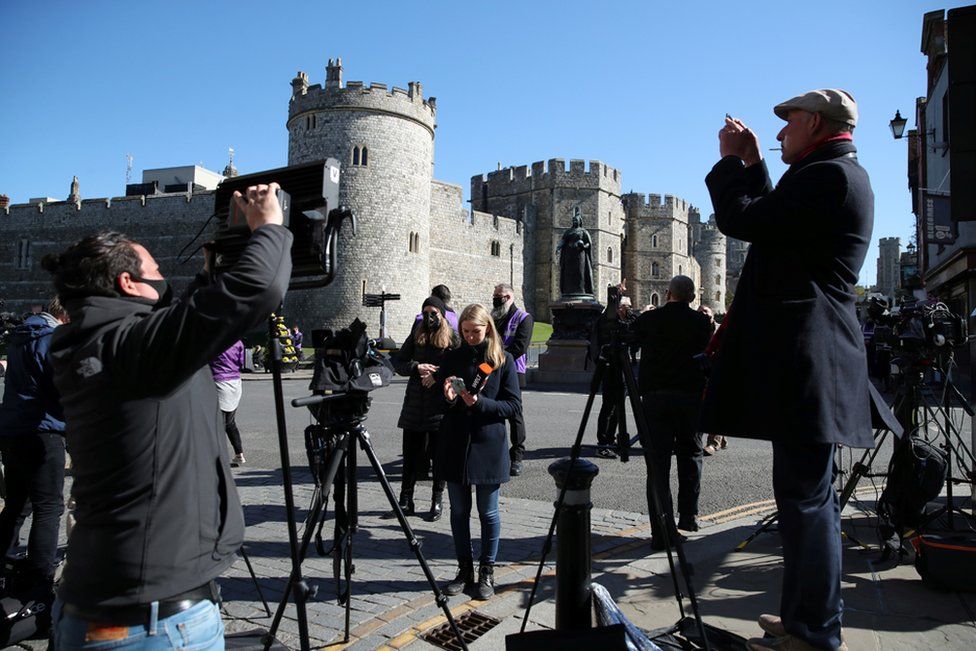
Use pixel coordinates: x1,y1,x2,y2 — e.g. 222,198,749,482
288,59,436,133
470,158,621,199
2,190,214,222
621,191,697,221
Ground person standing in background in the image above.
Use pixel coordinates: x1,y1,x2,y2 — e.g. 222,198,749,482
210,340,247,466
491,283,533,476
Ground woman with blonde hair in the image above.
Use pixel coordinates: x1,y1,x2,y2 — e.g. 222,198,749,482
390,296,460,521
436,304,522,600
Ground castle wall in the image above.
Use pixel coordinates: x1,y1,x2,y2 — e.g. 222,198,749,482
695,225,727,312
428,181,524,314
1,193,212,314
285,69,436,342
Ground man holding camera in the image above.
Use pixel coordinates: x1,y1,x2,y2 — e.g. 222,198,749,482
632,276,713,548
44,184,291,649
703,90,878,651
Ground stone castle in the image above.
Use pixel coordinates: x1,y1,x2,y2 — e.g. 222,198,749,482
1,59,738,342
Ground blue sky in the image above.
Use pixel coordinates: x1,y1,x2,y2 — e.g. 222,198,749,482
1,0,967,286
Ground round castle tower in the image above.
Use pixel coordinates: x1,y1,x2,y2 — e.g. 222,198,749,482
696,217,727,313
285,58,437,342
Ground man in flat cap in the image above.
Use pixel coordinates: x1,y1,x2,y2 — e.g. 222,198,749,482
701,90,900,651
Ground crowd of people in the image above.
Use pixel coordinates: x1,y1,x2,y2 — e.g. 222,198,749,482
0,87,886,651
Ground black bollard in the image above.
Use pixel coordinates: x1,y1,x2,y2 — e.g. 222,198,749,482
548,457,600,631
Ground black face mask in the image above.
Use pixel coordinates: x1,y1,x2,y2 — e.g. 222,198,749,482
492,296,506,309
130,276,173,308
423,313,441,331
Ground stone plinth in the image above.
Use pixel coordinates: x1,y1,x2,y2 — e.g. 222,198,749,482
531,300,603,386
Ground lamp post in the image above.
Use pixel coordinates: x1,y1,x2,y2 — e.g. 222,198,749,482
889,110,908,139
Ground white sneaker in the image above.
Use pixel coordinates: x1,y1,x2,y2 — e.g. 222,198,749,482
232,453,246,467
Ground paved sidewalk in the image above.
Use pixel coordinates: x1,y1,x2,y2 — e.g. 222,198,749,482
216,467,976,650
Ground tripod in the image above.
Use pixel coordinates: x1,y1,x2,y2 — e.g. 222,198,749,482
520,332,711,649
260,389,468,651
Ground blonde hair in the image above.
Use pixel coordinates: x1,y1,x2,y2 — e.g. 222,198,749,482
415,307,454,349
459,303,506,369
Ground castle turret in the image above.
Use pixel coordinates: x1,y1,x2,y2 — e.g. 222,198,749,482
694,213,727,313
285,59,438,341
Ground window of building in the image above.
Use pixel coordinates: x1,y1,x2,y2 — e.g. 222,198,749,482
608,210,612,226
361,146,368,166
490,240,501,257
352,145,369,167
17,239,31,269
408,232,422,253
715,257,722,266
715,274,721,285
679,264,683,275
607,247,613,263
352,147,360,166
651,235,658,248
651,262,659,278
715,291,721,302
651,293,659,307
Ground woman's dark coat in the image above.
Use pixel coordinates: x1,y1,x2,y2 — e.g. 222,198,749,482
393,325,460,431
702,140,898,448
435,345,522,485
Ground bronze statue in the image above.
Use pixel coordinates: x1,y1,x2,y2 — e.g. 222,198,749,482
556,214,594,298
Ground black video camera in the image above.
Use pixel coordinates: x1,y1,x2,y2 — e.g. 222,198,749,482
210,158,354,290
869,298,967,354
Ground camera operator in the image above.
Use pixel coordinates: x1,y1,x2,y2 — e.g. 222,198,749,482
43,183,291,649
704,90,888,651
589,281,637,458
632,276,713,549
0,297,68,603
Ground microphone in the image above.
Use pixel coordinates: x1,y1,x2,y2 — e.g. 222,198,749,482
468,362,495,396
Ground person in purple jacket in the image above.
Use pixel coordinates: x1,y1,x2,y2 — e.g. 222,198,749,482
210,340,246,466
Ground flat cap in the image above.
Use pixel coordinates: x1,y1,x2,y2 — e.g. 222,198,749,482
773,88,858,127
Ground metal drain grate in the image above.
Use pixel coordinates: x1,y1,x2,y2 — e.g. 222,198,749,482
422,610,501,650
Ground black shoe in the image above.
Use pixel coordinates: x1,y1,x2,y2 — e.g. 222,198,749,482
510,461,523,477
476,563,494,600
677,517,699,532
383,487,415,519
443,561,474,596
596,447,617,459
428,494,443,522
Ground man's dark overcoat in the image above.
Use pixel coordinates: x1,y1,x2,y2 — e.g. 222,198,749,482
435,344,521,485
702,140,893,448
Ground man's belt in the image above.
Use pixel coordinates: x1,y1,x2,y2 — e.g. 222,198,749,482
63,580,221,626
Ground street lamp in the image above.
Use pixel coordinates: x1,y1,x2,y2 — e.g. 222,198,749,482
889,110,908,139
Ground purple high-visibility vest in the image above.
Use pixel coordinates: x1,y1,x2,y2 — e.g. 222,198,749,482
503,309,529,374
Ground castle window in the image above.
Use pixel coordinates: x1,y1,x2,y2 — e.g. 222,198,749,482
679,265,683,275
17,239,31,269
651,293,659,307
352,147,360,166
715,291,722,302
490,241,501,257
715,257,722,266
715,274,721,285
651,262,659,278
516,220,522,234
608,210,612,225
607,247,613,263
352,145,368,167
651,235,658,248
361,146,368,166
408,232,421,253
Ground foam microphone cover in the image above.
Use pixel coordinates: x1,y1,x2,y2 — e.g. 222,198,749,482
469,362,494,395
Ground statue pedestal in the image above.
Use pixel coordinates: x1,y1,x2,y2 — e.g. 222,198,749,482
530,299,603,386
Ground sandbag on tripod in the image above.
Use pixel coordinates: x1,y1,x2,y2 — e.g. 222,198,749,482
877,437,947,553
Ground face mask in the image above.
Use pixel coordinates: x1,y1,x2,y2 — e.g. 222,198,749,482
131,276,173,308
492,296,505,309
423,313,441,330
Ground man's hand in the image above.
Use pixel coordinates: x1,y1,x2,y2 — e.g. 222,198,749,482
232,182,285,231
718,117,762,167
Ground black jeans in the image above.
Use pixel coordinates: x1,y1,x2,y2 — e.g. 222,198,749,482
0,433,66,580
402,429,444,494
508,373,526,462
773,440,843,650
640,391,703,536
222,409,243,455
596,374,623,446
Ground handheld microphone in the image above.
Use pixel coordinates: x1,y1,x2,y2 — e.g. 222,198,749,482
468,362,495,396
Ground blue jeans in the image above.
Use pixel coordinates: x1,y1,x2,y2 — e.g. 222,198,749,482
446,482,500,565
53,598,224,650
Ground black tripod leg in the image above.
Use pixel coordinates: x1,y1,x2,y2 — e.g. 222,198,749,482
354,426,470,651
838,429,890,510
734,512,779,552
520,356,608,633
617,347,710,650
239,544,272,617
265,432,350,650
